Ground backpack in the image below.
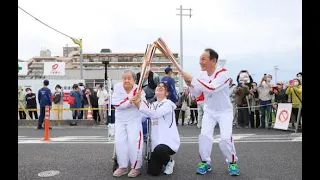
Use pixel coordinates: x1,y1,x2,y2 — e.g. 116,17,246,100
53,92,62,104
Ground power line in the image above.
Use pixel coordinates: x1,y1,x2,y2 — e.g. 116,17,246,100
18,6,73,39
18,5,85,79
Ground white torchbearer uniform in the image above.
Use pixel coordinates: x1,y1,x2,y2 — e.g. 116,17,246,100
188,68,238,164
112,82,147,169
139,99,180,153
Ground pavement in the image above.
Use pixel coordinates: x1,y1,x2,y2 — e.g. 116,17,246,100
18,126,302,180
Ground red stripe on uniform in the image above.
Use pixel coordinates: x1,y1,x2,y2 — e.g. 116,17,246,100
197,68,228,91
133,88,138,96
213,68,227,79
197,79,215,90
196,92,204,102
113,97,129,107
133,131,142,169
231,136,235,163
143,100,149,107
197,77,231,91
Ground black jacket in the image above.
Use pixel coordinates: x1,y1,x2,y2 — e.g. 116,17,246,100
25,93,37,108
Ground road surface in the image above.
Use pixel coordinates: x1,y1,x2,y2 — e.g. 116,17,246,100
18,126,302,180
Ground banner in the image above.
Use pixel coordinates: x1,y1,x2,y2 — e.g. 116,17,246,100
273,103,292,130
43,62,65,76
18,62,28,75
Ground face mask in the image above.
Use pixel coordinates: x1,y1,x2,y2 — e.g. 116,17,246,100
293,82,299,86
252,86,257,89
79,86,84,90
297,77,302,81
266,78,271,82
27,91,31,94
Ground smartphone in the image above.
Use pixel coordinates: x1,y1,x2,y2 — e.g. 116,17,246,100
272,86,278,91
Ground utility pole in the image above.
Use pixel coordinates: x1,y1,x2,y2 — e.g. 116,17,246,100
274,65,279,83
102,61,110,88
176,5,192,92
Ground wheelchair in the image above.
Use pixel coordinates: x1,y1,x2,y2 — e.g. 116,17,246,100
112,118,152,172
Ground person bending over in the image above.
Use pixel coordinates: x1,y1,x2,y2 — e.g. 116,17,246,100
132,82,180,176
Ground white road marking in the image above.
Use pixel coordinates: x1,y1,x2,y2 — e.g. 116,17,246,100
18,134,302,144
292,137,302,141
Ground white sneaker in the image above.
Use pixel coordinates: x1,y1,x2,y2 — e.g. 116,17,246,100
164,159,175,175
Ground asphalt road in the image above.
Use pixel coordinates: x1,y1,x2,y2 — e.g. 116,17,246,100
18,126,302,180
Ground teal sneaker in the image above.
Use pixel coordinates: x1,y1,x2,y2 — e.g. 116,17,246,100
228,162,240,176
196,162,212,175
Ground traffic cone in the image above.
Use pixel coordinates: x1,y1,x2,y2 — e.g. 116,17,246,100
42,106,51,142
87,106,93,120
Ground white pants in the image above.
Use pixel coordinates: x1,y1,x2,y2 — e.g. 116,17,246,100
115,120,143,169
199,110,238,164
99,105,106,121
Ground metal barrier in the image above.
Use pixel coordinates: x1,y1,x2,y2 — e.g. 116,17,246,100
18,102,302,132
17,103,285,111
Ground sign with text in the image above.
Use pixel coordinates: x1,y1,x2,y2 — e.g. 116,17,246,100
43,62,65,76
18,62,28,75
274,103,292,130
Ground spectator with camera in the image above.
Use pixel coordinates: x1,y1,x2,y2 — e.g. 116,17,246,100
286,78,302,128
236,70,253,89
248,82,260,128
271,81,288,113
234,82,250,128
257,74,273,129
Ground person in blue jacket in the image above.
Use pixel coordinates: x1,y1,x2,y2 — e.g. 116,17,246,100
37,80,52,129
160,66,178,103
70,84,83,119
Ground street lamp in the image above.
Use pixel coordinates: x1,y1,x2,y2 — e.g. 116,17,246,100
71,38,84,79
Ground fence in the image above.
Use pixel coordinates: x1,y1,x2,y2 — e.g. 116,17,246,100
18,102,302,132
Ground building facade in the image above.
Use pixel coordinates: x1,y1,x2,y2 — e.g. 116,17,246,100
19,48,180,88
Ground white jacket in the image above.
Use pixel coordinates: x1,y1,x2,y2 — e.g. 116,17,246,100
139,99,180,152
188,67,233,115
97,89,108,106
112,82,146,123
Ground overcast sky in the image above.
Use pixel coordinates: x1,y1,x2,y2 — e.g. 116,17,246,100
18,0,302,83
